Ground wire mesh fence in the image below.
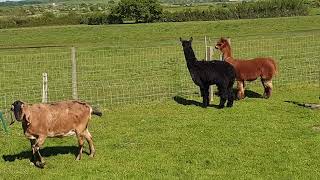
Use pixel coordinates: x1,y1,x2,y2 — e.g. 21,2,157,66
0,34,319,110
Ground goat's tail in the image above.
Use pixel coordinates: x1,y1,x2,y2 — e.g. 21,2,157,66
91,108,102,117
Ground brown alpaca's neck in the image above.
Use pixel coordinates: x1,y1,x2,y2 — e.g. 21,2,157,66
221,45,233,60
221,45,237,66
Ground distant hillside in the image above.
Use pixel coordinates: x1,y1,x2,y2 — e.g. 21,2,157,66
1,0,113,5
4,0,230,5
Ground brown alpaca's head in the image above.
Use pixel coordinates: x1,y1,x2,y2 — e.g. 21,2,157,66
215,37,231,51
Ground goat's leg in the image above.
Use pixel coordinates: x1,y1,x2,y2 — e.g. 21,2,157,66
33,136,46,168
83,129,95,158
29,139,36,163
76,132,84,160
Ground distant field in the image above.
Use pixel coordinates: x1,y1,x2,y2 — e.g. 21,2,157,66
0,16,318,106
0,16,319,48
0,16,319,179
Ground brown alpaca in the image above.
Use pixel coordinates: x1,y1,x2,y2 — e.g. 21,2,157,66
215,37,277,99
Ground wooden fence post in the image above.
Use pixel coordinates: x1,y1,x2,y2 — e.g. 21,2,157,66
71,47,78,100
42,72,48,103
206,46,214,102
205,36,214,102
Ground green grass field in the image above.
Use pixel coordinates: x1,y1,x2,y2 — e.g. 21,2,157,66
0,16,319,179
1,86,319,179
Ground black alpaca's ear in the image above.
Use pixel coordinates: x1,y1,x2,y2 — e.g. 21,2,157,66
190,37,193,41
179,37,182,42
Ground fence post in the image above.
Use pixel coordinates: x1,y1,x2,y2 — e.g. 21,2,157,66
71,47,78,100
205,36,214,102
42,73,48,103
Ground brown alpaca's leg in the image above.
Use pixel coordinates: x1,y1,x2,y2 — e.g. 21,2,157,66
265,80,273,98
261,79,273,98
237,81,245,99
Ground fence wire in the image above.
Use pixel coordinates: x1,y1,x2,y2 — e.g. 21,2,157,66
0,35,319,110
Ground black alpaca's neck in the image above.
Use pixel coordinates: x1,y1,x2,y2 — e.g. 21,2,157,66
183,46,197,64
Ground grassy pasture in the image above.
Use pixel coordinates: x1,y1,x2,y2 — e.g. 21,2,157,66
0,86,319,179
0,16,320,49
0,16,319,179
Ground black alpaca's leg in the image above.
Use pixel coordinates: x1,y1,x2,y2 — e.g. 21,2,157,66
204,85,210,107
218,87,228,109
226,81,235,107
226,88,234,107
218,97,227,109
200,87,207,108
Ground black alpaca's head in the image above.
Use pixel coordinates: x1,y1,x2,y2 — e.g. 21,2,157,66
180,37,193,49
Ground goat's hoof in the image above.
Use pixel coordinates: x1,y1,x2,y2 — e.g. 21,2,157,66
218,105,224,109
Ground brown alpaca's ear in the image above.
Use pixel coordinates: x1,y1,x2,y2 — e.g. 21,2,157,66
190,37,193,41
226,37,231,45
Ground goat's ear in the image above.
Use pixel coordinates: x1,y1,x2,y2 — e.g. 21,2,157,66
21,104,31,125
190,37,193,41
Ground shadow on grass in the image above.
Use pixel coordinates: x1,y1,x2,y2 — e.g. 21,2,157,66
284,101,320,110
173,96,221,109
2,146,81,162
244,89,263,99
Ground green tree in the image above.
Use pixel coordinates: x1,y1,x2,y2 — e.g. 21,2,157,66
111,0,163,23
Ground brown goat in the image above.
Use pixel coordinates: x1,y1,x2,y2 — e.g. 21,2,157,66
10,100,102,168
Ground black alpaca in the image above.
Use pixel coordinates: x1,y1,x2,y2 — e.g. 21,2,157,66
180,37,236,108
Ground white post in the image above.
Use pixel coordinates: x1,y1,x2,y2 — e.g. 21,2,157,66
42,73,48,103
205,36,208,60
71,47,78,100
205,36,214,102
220,53,223,61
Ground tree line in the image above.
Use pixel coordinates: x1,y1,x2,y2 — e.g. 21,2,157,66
0,0,311,29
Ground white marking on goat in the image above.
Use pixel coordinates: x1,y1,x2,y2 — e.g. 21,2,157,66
47,130,76,137
25,134,37,139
